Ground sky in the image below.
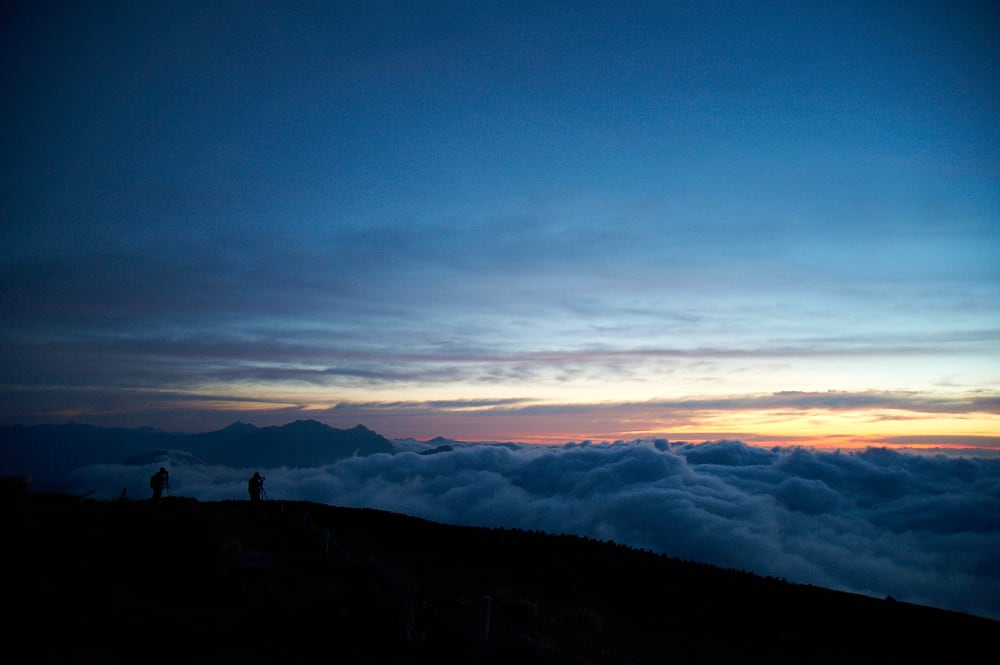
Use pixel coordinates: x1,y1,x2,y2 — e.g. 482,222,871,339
69,440,1000,622
2,1,998,449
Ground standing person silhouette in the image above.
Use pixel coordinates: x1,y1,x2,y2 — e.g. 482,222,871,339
150,467,169,503
248,472,264,503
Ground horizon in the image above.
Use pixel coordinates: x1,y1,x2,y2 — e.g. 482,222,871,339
2,4,998,451
7,416,1000,457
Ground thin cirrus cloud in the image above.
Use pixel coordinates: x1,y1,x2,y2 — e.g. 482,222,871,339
2,315,997,445
1,2,998,443
9,383,993,451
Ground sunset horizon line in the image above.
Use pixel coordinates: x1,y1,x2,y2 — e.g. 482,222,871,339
5,414,998,455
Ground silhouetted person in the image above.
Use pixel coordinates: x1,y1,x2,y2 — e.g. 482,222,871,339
150,467,169,503
248,472,264,503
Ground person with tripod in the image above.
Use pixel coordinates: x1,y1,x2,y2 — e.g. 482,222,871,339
150,467,169,503
248,471,265,503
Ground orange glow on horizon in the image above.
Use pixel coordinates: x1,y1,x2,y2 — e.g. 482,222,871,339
428,430,999,451
68,387,998,452
373,407,1000,451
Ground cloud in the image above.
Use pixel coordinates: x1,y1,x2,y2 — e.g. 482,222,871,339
68,440,1000,622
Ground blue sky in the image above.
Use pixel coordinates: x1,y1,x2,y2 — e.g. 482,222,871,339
2,1,998,446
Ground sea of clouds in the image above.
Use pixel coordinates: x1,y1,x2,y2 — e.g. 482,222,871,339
69,440,1000,622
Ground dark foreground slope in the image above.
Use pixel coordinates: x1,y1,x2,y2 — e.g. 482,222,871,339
6,493,997,665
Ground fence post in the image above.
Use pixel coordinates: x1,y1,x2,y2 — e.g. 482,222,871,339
477,595,491,646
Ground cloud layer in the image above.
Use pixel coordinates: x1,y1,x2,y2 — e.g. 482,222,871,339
71,440,1000,622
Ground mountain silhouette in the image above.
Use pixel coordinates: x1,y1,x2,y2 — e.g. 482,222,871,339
419,444,454,455
6,492,997,664
0,420,396,486
195,419,395,467
0,423,184,488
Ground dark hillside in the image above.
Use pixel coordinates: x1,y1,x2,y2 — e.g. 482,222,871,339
6,492,997,665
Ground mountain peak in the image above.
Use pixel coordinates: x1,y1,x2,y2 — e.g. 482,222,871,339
222,421,257,432
282,419,330,431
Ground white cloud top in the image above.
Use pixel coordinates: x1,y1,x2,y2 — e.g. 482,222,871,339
70,440,1000,622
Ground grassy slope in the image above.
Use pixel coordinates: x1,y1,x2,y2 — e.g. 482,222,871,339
6,493,998,665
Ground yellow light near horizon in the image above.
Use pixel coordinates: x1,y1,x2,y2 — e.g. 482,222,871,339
166,370,1000,450
619,408,1000,448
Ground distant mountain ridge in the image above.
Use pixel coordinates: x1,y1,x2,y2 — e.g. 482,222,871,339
0,420,395,488
196,420,395,468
